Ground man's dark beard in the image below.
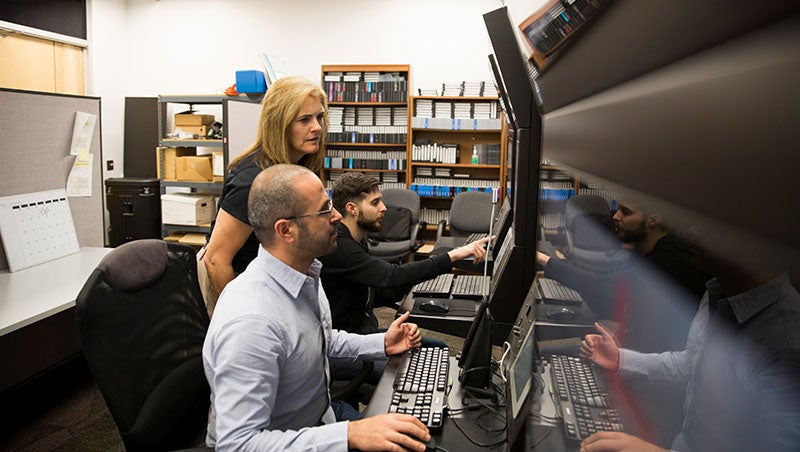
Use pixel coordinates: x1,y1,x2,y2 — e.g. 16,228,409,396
616,220,647,244
357,211,382,233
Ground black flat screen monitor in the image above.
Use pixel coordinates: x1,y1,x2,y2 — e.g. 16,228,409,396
457,300,492,394
484,6,537,129
490,196,513,253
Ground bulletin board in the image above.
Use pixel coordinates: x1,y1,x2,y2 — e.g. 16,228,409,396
0,88,104,271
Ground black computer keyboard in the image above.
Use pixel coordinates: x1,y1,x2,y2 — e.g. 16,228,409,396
389,347,450,428
538,277,583,306
412,273,454,297
450,275,489,300
465,232,489,243
550,355,625,441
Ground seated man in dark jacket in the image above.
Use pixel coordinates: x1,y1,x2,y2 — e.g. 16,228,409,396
320,172,489,335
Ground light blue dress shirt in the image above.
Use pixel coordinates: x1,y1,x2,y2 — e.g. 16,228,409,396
619,273,800,451
203,246,386,451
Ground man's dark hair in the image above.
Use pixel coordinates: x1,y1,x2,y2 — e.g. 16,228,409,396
331,172,381,217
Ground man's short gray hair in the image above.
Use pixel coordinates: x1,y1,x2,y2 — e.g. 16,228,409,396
248,164,315,245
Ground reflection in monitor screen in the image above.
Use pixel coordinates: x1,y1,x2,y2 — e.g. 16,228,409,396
489,227,515,299
509,321,535,419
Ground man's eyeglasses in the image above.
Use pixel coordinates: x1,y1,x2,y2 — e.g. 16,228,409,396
285,199,334,220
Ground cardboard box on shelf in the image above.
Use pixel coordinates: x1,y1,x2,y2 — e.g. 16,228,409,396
157,146,196,180
174,111,215,126
178,232,208,247
176,155,213,181
161,193,215,226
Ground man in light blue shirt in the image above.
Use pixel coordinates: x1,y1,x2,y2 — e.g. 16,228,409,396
578,236,800,451
203,164,431,451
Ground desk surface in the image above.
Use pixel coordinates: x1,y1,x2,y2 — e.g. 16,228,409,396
399,291,478,338
366,354,507,450
0,246,112,336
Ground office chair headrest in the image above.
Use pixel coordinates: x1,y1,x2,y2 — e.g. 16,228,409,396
98,239,168,292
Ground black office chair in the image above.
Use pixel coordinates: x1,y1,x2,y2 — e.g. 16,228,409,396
562,194,629,272
368,188,425,263
330,361,375,408
435,191,493,241
75,239,211,451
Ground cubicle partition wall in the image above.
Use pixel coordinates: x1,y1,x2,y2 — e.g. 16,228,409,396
0,88,105,269
0,88,105,391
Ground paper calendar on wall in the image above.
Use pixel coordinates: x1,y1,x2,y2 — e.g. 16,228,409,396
0,189,80,272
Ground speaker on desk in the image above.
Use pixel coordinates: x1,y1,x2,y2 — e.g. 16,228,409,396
105,178,161,247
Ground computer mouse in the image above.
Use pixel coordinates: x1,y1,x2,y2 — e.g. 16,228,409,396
404,434,436,452
546,307,577,322
419,298,450,314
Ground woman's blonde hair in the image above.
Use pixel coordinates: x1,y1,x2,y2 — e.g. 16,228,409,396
229,75,328,172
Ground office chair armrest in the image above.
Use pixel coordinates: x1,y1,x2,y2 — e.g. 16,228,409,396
413,221,427,251
330,361,374,403
435,220,447,241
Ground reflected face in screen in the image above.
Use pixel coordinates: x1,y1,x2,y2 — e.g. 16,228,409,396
613,201,647,243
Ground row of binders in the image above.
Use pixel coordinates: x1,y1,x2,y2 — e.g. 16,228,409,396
410,117,502,131
329,106,408,126
325,170,404,189
414,99,499,119
326,127,407,145
323,71,408,103
420,207,451,225
324,156,406,171
410,179,499,198
411,143,460,164
327,148,406,160
417,80,496,97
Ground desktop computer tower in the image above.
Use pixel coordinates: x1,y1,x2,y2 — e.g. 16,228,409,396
105,177,161,247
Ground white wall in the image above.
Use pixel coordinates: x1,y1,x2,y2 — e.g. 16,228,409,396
87,0,128,179
88,0,543,178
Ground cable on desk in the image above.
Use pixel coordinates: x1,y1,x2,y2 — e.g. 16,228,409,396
497,341,511,383
477,409,507,433
449,415,507,448
529,423,557,449
530,412,559,424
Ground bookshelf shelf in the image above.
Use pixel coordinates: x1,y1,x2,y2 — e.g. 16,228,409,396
323,168,405,174
410,127,503,133
412,162,501,169
328,142,406,147
321,64,411,191
408,95,508,227
329,101,408,107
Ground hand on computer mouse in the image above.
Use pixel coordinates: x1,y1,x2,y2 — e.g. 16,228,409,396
347,413,430,452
